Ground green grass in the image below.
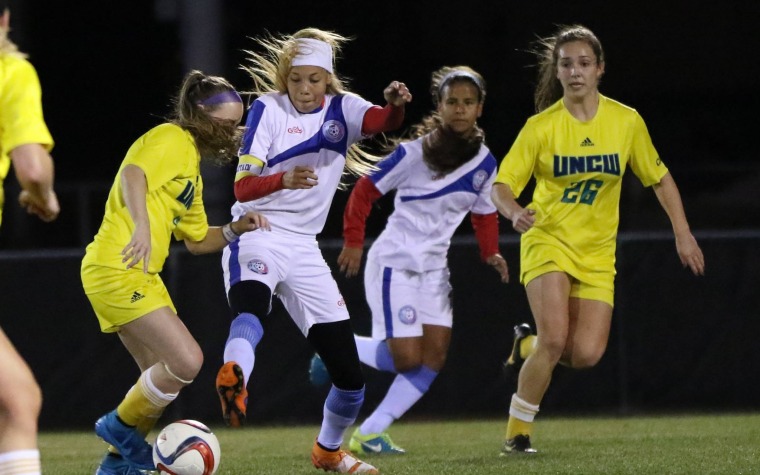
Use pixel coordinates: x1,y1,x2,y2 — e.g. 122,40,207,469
40,413,760,474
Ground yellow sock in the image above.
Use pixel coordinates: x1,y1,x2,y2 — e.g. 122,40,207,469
506,416,533,440
116,367,176,432
520,335,537,359
505,394,539,440
136,413,162,437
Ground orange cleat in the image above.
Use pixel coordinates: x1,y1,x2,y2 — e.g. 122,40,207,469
216,361,248,427
311,441,379,474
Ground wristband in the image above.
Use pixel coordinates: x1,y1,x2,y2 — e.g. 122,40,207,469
222,222,240,243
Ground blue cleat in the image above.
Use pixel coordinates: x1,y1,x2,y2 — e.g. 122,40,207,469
94,410,154,471
309,353,331,386
349,428,406,455
94,452,144,475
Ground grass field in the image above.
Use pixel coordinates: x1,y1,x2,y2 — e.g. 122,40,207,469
39,413,760,474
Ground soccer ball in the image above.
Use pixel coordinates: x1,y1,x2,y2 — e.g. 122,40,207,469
153,420,221,475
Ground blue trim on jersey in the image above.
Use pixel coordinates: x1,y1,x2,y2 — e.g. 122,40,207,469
399,152,497,202
240,100,266,155
382,267,394,338
266,95,350,168
370,145,408,184
227,240,243,286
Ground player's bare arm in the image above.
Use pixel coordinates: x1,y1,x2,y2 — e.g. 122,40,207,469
282,165,318,189
491,183,535,233
10,143,60,222
185,211,271,255
652,173,705,276
120,165,151,273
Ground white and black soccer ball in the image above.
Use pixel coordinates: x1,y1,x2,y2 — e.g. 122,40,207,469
153,420,221,475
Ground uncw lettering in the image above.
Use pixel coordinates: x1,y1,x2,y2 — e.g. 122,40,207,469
553,154,621,177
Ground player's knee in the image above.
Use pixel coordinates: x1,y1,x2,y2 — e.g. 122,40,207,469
569,345,606,369
0,373,42,423
423,352,448,372
538,335,566,361
228,280,272,318
392,354,423,373
166,344,204,384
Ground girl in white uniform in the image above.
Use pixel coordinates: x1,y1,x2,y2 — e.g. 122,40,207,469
216,28,411,474
333,66,509,455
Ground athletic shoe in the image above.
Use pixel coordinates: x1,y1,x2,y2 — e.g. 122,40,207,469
94,410,154,471
500,434,537,455
94,452,143,475
309,353,331,387
349,428,405,455
311,441,379,474
216,361,248,427
503,323,534,379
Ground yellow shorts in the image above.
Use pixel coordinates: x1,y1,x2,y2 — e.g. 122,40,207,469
81,264,176,333
524,261,614,307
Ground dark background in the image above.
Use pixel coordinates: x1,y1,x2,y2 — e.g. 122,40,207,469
1,0,758,247
1,0,759,429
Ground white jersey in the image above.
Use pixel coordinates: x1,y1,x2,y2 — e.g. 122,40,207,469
367,137,498,272
232,92,373,236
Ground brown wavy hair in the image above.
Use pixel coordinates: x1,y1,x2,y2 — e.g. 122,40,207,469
169,70,243,166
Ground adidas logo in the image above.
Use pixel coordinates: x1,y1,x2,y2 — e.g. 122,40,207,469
130,291,145,303
580,137,594,147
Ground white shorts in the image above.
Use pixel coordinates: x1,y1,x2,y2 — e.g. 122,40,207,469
221,230,349,336
364,255,453,340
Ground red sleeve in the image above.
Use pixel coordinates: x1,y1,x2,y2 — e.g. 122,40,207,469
471,212,500,261
234,172,286,202
361,104,405,135
344,176,383,248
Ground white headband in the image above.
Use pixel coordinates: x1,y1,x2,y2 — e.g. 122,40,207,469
291,38,333,73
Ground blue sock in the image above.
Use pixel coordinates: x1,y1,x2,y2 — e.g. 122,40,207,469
354,336,396,373
223,313,264,385
361,365,438,435
317,386,365,449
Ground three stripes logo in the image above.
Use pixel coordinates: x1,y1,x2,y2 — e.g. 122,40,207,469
130,291,145,303
580,137,594,147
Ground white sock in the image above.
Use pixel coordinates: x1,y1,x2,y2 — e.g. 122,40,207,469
361,366,437,434
354,336,396,373
224,338,255,384
0,449,41,475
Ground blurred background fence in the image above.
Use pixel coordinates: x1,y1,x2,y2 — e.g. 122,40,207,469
1,231,758,430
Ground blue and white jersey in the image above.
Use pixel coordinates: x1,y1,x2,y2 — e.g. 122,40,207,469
231,92,373,236
367,137,498,272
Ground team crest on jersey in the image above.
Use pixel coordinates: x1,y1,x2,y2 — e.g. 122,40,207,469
247,259,268,274
398,305,417,325
321,120,345,143
472,170,488,191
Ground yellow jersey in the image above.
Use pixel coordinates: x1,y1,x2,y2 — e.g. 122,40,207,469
0,53,54,227
495,94,668,284
83,123,208,275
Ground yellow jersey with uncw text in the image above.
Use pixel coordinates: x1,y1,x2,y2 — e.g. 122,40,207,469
83,123,208,276
0,53,54,227
496,94,668,285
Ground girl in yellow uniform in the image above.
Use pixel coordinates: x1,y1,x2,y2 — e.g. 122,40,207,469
492,24,705,454
81,70,269,474
0,4,59,474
